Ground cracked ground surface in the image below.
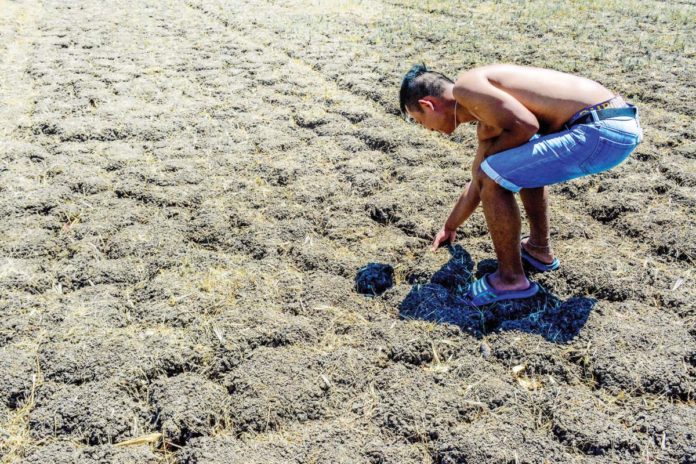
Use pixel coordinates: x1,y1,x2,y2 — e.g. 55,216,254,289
1,0,695,462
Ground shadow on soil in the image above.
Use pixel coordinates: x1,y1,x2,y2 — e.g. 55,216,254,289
357,245,596,343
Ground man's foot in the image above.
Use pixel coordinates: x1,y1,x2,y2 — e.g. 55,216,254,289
521,236,560,272
520,236,555,264
487,270,531,292
465,273,539,307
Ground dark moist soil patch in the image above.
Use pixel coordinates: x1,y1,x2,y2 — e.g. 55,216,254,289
355,262,394,296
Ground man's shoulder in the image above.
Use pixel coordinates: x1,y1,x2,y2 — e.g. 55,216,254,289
452,66,501,104
452,69,484,97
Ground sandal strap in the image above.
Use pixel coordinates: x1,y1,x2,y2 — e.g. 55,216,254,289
467,273,541,307
469,275,496,303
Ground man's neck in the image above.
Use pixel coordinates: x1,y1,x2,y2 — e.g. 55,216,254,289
452,99,476,127
443,84,475,127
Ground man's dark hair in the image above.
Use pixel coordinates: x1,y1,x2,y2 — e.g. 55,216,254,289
399,63,454,116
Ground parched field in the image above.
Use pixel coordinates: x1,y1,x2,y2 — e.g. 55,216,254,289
1,0,695,462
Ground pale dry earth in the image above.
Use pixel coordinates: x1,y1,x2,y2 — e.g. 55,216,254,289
1,0,695,463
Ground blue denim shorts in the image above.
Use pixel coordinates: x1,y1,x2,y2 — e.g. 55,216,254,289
480,106,643,193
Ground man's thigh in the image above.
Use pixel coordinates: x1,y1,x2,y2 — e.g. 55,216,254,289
480,126,601,193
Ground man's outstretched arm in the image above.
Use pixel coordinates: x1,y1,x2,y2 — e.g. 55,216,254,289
431,179,480,250
444,180,480,231
443,138,492,230
431,141,490,250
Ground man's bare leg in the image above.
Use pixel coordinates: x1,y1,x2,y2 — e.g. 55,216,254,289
478,174,530,291
519,187,555,264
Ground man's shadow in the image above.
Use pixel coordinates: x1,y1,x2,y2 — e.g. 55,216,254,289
360,244,596,343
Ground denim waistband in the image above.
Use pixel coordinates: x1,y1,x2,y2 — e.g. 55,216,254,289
566,95,628,127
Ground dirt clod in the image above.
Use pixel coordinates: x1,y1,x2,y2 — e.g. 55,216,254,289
150,373,229,443
0,347,35,409
355,263,395,296
29,380,151,445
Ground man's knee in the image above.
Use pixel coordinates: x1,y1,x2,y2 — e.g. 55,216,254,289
477,167,515,200
476,166,498,190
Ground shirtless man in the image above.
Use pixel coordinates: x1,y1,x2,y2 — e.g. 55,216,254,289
399,64,642,306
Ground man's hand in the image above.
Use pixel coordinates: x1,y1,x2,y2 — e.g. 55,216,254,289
431,227,457,251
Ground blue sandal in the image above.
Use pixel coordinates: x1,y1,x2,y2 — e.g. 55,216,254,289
520,237,560,272
521,248,560,272
465,274,539,307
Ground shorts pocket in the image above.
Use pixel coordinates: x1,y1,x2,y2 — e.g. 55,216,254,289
601,117,641,137
580,136,637,175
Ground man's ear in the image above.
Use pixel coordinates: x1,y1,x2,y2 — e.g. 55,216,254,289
418,98,436,112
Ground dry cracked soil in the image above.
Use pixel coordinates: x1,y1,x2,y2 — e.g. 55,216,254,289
1,0,695,463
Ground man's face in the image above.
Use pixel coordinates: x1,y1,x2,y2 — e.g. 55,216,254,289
407,98,455,135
